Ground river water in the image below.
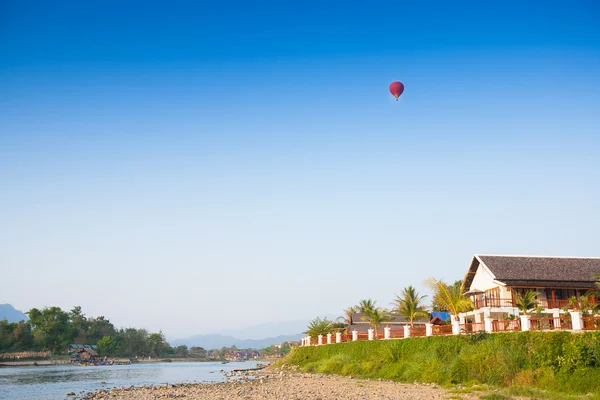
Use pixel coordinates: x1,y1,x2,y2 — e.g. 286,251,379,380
0,360,263,400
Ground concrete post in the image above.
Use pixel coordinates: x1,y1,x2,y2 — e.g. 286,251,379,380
570,311,583,331
425,323,433,337
352,330,358,341
484,316,493,333
403,325,410,338
552,309,561,329
520,315,531,331
452,320,460,335
474,313,482,323
335,332,342,343
458,314,466,324
384,326,390,339
318,335,323,345
368,328,374,340
327,333,332,344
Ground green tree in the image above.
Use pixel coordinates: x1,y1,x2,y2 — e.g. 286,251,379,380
514,290,540,315
97,335,117,356
392,286,429,327
189,346,207,358
69,306,88,343
425,278,473,320
26,307,76,353
174,345,189,358
338,306,356,325
87,316,116,343
430,281,463,311
147,331,169,357
363,307,391,338
305,317,332,337
357,299,376,315
115,328,149,357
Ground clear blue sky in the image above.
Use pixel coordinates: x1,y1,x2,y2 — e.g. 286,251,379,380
1,1,599,338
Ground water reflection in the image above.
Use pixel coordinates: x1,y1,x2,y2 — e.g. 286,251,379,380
0,361,260,400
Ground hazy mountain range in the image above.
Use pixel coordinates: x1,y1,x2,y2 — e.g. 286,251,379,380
0,304,28,323
169,333,303,349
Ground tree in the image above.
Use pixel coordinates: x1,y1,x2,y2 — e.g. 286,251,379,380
357,299,376,315
514,290,539,315
189,346,207,358
115,328,149,357
147,331,169,357
363,307,391,338
430,281,463,312
174,345,189,358
26,307,76,353
392,286,429,327
337,306,356,326
97,335,117,356
87,316,116,343
424,278,473,320
305,317,332,337
69,306,88,343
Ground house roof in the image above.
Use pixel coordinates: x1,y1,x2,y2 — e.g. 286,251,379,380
351,313,428,326
464,255,600,290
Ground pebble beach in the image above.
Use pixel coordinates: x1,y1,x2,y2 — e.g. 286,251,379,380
77,370,486,400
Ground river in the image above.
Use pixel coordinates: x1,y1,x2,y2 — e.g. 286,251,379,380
0,360,264,400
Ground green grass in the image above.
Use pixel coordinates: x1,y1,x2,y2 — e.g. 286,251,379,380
282,331,600,397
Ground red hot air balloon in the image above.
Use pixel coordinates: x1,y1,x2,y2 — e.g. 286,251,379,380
389,81,404,101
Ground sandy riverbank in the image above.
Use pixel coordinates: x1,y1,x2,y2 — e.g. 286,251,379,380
80,370,498,400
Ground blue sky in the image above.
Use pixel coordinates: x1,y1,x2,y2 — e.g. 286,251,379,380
1,1,599,338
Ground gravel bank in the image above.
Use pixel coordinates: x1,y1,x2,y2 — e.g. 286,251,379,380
79,370,484,399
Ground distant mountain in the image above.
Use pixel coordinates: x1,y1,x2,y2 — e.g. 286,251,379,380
0,304,28,323
170,333,302,350
205,314,338,340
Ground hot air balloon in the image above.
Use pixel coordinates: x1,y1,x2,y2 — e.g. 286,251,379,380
389,81,404,101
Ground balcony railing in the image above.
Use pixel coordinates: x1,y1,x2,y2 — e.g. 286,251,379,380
474,298,515,308
474,297,600,310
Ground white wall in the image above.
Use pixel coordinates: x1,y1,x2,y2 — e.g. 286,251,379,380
470,263,497,292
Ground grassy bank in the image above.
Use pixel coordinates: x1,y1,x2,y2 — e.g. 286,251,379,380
283,331,600,397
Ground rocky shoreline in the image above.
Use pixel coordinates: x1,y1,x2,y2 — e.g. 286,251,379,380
75,369,488,400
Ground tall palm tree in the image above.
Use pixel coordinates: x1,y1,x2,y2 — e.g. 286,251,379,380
514,290,539,315
392,286,429,327
424,278,473,321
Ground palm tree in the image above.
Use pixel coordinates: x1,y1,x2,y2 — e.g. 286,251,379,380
392,286,429,327
424,278,473,321
336,306,356,333
514,290,539,315
364,308,391,339
357,299,376,315
337,306,356,326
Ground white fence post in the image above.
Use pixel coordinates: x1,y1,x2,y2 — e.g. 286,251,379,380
520,315,531,331
403,325,410,338
484,317,493,333
327,333,332,344
451,320,460,335
570,311,583,331
425,323,433,337
384,326,390,339
335,332,342,343
352,330,358,341
368,328,374,340
553,310,561,329
318,335,323,345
